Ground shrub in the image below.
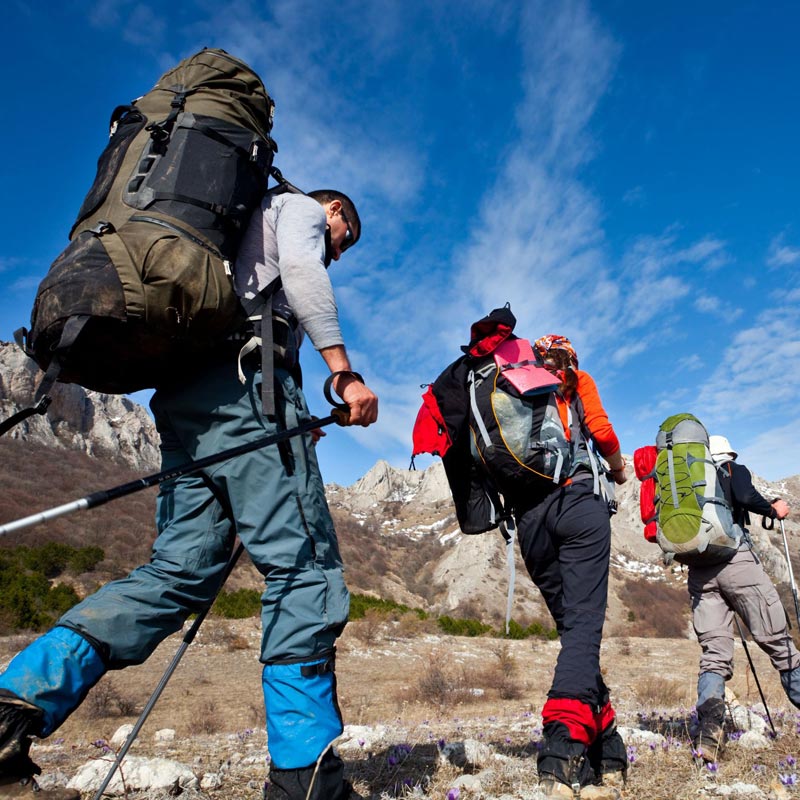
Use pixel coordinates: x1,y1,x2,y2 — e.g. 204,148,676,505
505,618,558,640
213,588,261,619
410,655,477,707
0,542,106,632
633,675,690,709
188,700,223,734
68,545,105,573
437,616,492,637
83,679,137,719
352,608,386,645
349,593,427,621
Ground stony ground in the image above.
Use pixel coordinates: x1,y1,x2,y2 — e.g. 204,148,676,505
4,618,800,799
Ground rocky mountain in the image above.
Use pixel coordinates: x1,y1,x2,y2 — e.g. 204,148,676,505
0,342,159,471
329,457,800,634
2,341,799,636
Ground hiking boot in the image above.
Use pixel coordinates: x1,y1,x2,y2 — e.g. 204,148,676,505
0,696,44,770
599,769,626,789
0,696,78,799
0,775,79,799
265,749,354,799
539,778,577,798
693,724,725,763
587,719,627,788
693,696,726,763
539,778,621,799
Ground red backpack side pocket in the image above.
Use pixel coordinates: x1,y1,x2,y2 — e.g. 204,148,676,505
634,445,658,542
412,386,452,459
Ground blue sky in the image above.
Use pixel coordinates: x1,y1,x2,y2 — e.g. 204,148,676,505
2,0,799,486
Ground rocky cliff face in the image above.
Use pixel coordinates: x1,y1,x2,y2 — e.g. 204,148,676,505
329,456,800,630
0,342,160,471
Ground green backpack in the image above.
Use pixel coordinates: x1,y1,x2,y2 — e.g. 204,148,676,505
652,413,741,565
15,48,276,399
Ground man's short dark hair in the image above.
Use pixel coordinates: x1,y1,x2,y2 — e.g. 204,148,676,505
308,189,361,245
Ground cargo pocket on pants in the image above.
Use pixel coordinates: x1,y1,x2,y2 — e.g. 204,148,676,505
322,566,350,636
741,585,785,638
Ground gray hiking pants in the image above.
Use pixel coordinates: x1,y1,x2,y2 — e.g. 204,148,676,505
688,545,800,679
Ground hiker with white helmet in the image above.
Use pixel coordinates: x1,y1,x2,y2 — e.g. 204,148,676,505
689,434,798,762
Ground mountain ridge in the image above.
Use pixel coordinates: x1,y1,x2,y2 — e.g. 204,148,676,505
2,340,799,636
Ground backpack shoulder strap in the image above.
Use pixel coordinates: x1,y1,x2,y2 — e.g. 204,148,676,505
237,276,283,417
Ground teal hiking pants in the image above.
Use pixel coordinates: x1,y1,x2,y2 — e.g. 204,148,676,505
60,358,350,666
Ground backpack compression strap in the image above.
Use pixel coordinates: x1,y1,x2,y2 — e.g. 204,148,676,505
0,316,89,437
499,517,517,636
664,430,681,508
238,276,283,417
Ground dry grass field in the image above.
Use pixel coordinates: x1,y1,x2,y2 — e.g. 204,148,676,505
3,615,800,799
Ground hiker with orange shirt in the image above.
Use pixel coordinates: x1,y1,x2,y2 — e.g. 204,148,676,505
512,334,626,798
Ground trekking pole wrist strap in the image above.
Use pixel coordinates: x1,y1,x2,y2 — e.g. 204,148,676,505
323,373,363,424
327,370,364,396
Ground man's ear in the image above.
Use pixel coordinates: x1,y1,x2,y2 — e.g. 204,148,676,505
326,199,342,219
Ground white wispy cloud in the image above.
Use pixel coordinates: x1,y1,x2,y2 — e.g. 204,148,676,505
697,305,800,425
738,418,800,481
622,185,646,206
767,232,800,269
694,293,743,321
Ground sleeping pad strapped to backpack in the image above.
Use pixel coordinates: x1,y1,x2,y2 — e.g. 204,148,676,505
16,48,276,395
645,413,741,565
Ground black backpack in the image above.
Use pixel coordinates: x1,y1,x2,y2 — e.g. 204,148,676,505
4,49,278,436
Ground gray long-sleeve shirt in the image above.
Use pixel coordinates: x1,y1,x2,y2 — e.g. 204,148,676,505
234,192,344,351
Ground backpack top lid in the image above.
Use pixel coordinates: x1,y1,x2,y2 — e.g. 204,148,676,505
461,305,516,357
656,412,709,449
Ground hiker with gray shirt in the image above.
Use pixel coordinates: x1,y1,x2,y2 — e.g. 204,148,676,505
690,435,798,762
0,189,376,800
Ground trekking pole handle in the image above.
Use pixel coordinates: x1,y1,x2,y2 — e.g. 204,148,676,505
323,371,364,425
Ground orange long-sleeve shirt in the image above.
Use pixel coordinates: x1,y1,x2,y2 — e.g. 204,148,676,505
555,369,621,459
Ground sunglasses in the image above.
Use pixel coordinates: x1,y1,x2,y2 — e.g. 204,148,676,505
339,209,356,252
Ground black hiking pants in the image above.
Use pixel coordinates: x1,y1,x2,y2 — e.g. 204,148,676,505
516,479,612,707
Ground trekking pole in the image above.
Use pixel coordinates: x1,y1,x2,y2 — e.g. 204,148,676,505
0,375,354,537
779,519,800,630
91,540,245,800
734,616,776,737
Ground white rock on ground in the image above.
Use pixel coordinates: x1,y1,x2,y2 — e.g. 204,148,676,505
154,728,176,743
731,730,772,750
729,704,768,734
337,724,388,753
617,726,666,747
463,738,494,767
109,724,135,748
67,756,198,795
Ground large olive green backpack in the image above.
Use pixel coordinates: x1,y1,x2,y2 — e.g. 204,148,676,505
652,413,741,565
10,48,276,421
